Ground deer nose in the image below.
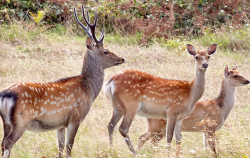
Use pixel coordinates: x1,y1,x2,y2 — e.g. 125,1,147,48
245,80,250,84
122,58,125,63
203,63,208,68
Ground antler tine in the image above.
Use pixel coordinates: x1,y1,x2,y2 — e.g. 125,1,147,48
74,7,93,40
88,13,100,44
98,29,105,44
83,6,90,33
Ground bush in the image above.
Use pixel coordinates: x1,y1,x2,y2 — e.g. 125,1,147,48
1,0,250,44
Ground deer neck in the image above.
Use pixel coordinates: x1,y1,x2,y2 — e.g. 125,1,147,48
80,51,105,101
190,69,206,106
216,79,236,120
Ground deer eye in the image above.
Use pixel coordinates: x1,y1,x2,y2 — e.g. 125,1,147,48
208,56,210,59
195,56,198,59
234,75,238,78
104,51,109,55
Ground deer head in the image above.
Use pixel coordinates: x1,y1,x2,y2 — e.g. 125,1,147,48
224,65,250,86
187,44,217,70
74,5,125,69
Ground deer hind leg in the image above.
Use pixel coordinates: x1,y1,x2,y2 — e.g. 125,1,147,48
137,130,165,152
1,123,12,158
119,109,138,156
151,132,165,147
136,131,152,152
56,128,65,158
2,123,27,158
66,121,80,158
108,108,123,146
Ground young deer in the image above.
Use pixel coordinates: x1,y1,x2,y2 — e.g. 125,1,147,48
0,5,125,158
104,44,217,156
136,65,249,155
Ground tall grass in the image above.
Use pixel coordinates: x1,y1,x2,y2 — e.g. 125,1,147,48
0,22,250,157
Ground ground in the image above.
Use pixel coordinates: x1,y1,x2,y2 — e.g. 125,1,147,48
0,23,250,157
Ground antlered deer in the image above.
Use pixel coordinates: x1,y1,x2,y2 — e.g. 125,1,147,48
0,5,125,158
136,65,249,156
104,44,217,156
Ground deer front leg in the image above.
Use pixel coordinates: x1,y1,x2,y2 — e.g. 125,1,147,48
56,128,65,158
174,119,183,157
203,132,208,149
66,122,80,158
166,114,178,154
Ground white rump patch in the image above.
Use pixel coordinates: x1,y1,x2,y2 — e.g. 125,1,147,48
0,97,15,124
103,81,116,99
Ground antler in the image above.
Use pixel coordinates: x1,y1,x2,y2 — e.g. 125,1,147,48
74,5,105,46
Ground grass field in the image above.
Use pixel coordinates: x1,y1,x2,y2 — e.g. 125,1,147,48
0,23,250,158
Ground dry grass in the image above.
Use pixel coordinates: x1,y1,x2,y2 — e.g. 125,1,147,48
0,23,250,158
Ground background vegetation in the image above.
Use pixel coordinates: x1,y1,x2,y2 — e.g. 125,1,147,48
0,0,250,158
1,0,250,44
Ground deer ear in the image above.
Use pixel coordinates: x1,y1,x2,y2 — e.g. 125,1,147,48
187,44,196,56
232,65,238,70
207,44,217,55
86,37,94,50
224,65,229,77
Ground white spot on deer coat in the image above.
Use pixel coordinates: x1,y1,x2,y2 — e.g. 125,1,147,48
25,92,28,97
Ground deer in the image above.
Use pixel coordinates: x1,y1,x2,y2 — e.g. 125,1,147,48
0,5,125,158
103,44,217,156
136,65,249,156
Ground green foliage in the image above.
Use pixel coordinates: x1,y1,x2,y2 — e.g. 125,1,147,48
200,27,250,52
0,0,72,25
1,0,250,47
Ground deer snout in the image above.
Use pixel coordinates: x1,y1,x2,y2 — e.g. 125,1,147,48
115,58,125,65
202,63,208,68
244,80,250,85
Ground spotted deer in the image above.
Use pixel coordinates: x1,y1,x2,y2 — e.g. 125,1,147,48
103,44,217,156
0,5,125,158
136,65,249,156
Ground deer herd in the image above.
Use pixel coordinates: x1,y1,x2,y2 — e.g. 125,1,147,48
0,5,249,158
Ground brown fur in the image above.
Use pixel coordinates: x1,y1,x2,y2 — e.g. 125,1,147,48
104,44,217,156
0,6,125,158
136,66,249,156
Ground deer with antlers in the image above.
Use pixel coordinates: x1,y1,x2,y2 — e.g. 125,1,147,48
0,5,125,158
104,44,217,156
136,65,249,156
